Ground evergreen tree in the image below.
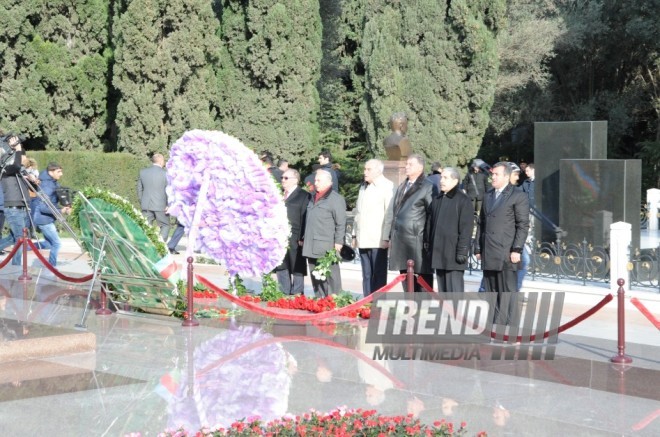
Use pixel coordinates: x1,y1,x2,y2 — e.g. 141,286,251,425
482,0,565,162
112,0,220,155
0,0,110,150
359,0,505,167
217,0,322,164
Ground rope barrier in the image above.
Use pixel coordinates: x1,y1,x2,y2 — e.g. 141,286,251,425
416,275,434,292
0,241,22,269
25,239,94,283
491,293,614,342
630,297,660,330
195,274,406,322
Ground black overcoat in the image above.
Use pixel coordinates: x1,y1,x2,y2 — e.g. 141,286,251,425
276,188,310,275
388,176,434,272
425,185,474,271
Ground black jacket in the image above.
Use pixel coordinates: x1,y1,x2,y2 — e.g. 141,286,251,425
425,185,474,271
1,150,30,207
463,170,489,201
276,187,310,275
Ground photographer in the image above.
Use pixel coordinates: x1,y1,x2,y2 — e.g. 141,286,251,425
33,162,71,267
0,134,30,266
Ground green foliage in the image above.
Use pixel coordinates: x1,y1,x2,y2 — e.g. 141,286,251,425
28,151,149,206
216,0,322,164
358,0,505,168
112,0,221,155
259,274,286,302
231,275,249,296
0,0,110,150
332,291,356,308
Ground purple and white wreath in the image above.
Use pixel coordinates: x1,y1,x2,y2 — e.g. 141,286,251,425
166,130,289,277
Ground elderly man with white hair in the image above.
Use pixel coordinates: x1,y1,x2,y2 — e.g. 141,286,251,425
302,169,347,296
352,159,394,296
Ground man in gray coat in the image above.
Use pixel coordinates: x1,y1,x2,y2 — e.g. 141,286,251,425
302,169,346,296
137,153,170,241
383,154,434,291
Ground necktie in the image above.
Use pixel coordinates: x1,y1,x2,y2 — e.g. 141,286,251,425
284,190,289,200
495,190,501,200
404,181,412,195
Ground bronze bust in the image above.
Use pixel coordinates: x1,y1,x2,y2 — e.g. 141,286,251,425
383,112,412,161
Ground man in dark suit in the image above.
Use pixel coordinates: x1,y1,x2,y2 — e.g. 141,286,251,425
302,169,346,296
425,167,474,292
276,169,310,295
137,153,170,241
383,154,434,292
475,162,530,324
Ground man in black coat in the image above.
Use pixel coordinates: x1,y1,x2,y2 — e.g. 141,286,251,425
425,167,474,292
383,154,434,292
137,153,170,241
275,169,310,295
475,162,529,324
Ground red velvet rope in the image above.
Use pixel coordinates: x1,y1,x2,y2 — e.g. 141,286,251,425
196,335,405,389
25,239,94,283
195,274,406,322
630,297,660,330
0,240,22,269
416,275,435,292
492,293,614,342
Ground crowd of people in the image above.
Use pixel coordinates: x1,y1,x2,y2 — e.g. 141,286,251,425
0,132,71,267
262,149,536,325
145,147,535,319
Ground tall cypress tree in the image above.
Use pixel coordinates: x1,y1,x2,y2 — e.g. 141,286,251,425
112,0,221,155
0,0,110,150
217,0,322,164
359,0,505,167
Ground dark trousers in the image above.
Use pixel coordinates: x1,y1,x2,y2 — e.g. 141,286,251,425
483,269,517,324
399,270,433,292
308,258,342,297
359,248,388,296
276,269,305,295
168,222,185,251
435,269,465,292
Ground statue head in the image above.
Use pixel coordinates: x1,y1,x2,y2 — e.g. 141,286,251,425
389,112,408,135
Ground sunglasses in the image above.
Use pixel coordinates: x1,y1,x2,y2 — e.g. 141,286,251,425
282,176,297,180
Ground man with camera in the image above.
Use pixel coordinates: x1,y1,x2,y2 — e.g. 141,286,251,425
0,134,31,265
33,162,71,267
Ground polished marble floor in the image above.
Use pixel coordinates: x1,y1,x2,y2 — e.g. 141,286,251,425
0,257,659,436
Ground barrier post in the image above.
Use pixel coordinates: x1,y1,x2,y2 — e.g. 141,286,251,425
611,278,632,364
406,260,415,293
18,228,31,281
95,282,113,315
182,256,199,327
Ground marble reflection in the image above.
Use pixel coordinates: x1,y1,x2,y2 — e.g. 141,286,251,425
165,325,295,430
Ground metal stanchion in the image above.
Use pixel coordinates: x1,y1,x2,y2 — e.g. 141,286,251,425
95,282,113,315
611,278,632,364
18,228,31,281
406,259,414,293
182,256,199,327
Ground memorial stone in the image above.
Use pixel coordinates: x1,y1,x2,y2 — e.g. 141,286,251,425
534,121,607,241
559,159,641,248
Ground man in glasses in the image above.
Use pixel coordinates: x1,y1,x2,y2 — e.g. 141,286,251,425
275,169,311,294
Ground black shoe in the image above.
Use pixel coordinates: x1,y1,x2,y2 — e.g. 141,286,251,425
169,249,180,255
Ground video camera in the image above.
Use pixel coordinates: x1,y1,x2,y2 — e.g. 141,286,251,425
0,133,25,158
55,187,74,207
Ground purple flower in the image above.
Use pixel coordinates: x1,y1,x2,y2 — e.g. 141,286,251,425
166,130,289,277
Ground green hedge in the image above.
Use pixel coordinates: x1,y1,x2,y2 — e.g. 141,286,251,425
28,151,150,207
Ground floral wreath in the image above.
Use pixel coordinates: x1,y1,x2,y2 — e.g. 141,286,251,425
71,186,168,257
166,130,289,277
